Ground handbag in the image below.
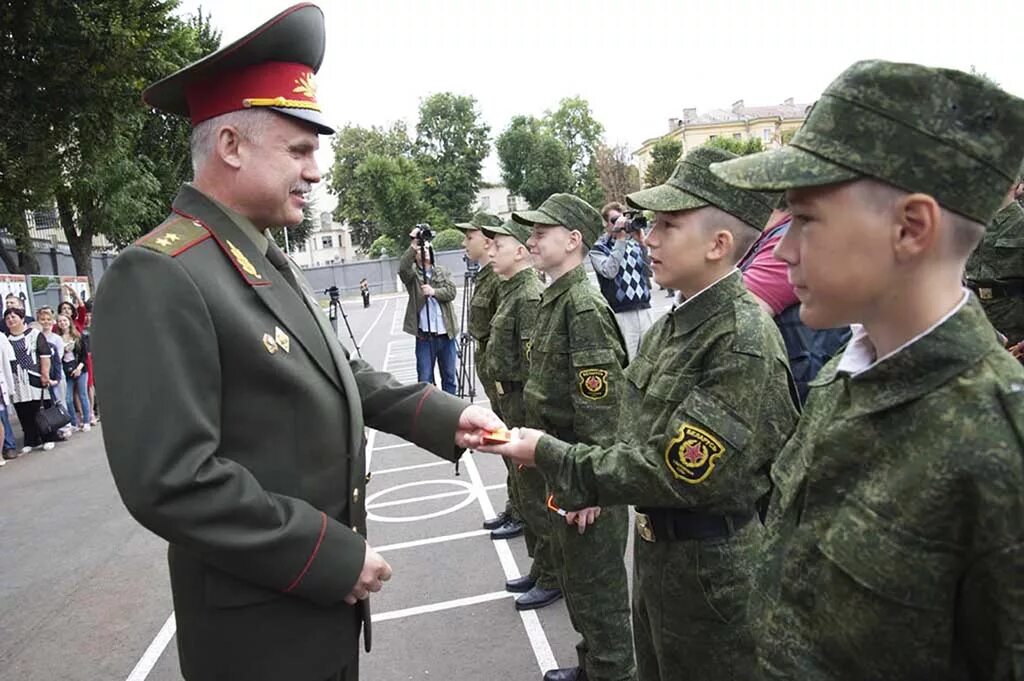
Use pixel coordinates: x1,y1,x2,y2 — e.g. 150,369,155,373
36,387,71,437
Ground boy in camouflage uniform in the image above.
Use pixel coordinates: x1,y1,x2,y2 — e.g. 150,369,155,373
480,220,560,601
965,173,1024,355
710,60,1024,680
485,149,800,681
511,194,635,681
456,211,525,539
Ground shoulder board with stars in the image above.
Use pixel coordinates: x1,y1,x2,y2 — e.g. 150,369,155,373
135,216,211,257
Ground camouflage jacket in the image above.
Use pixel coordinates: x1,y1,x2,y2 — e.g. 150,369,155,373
535,270,799,513
755,297,1024,680
485,267,544,426
469,263,501,353
965,201,1024,343
523,263,626,447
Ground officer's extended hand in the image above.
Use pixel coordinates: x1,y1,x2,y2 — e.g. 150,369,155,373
476,427,543,466
345,544,392,605
455,405,506,450
565,507,601,534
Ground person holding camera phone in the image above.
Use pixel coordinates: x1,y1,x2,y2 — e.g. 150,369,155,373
400,225,459,394
592,202,655,360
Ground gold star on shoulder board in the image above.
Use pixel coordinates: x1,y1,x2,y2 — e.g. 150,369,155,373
154,233,181,248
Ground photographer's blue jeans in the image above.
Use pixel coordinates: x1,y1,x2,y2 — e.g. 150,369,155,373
415,334,457,395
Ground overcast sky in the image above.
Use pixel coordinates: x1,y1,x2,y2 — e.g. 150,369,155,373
176,0,1023,210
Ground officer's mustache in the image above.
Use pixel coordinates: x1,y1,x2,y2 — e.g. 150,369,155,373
290,182,312,197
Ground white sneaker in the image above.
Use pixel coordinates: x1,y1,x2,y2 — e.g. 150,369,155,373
40,442,55,451
82,423,91,433
21,446,32,455
0,457,6,466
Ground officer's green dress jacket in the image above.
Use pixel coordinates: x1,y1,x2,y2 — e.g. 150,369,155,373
754,296,1024,680
965,200,1024,344
93,185,467,681
535,270,799,515
398,247,458,339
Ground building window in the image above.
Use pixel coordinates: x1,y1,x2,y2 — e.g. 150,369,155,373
709,134,718,140
507,195,518,212
321,235,333,249
762,128,773,141
479,196,491,210
732,132,742,139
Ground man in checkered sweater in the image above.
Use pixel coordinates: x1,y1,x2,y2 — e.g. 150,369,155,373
591,202,655,359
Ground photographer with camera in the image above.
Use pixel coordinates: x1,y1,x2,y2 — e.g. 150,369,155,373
592,202,655,359
399,225,459,394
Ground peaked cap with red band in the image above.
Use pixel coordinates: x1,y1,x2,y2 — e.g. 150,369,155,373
142,3,334,135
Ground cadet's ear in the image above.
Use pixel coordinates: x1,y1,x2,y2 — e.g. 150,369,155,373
893,193,941,262
705,229,734,263
565,229,584,253
216,125,244,170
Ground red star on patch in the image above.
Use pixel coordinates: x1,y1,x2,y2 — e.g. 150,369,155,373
683,443,703,465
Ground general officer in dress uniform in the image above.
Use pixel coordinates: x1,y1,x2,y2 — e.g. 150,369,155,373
92,5,502,681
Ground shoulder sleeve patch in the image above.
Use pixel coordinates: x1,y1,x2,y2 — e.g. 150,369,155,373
135,216,211,257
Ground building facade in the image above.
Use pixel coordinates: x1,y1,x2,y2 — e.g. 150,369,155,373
473,183,529,219
288,211,357,268
633,98,811,179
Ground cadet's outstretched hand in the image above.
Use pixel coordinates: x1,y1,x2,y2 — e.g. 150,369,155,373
345,544,392,605
477,427,543,466
455,405,506,449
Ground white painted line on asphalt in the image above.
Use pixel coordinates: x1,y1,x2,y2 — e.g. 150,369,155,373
376,528,491,553
374,590,513,622
370,458,444,474
368,483,503,510
358,298,391,349
371,441,415,452
463,452,558,672
124,612,176,681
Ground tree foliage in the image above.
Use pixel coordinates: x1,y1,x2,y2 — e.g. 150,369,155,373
643,138,683,187
594,144,640,205
431,229,464,252
269,201,318,254
357,154,438,244
414,93,490,222
705,136,765,156
496,116,573,209
327,122,412,251
545,97,604,205
368,235,398,258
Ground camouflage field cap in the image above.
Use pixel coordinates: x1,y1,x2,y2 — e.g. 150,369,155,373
455,211,502,232
627,146,777,230
484,220,532,247
512,193,603,248
709,60,1024,224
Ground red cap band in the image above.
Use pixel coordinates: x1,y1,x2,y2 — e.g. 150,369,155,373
185,61,320,126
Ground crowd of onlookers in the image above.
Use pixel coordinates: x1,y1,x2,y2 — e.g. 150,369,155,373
0,284,97,468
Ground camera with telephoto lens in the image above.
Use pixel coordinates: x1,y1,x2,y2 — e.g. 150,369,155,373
622,209,648,233
414,223,434,243
323,286,340,303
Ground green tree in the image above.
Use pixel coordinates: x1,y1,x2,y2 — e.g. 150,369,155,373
496,116,573,209
357,154,437,244
705,136,765,156
327,122,412,251
544,97,604,203
368,235,398,258
594,144,640,205
1,1,221,282
644,138,683,187
414,93,490,222
431,229,464,252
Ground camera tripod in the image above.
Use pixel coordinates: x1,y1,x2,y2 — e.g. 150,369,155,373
453,255,480,476
325,287,362,358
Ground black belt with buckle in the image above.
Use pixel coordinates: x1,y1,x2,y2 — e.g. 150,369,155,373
635,507,755,543
494,380,524,396
418,331,449,338
967,280,1024,301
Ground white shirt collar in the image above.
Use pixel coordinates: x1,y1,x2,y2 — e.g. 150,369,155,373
836,289,970,377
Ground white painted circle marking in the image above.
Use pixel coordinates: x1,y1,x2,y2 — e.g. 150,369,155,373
366,479,477,523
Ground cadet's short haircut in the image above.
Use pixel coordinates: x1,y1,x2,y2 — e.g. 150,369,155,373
191,109,276,175
600,202,625,221
698,207,760,265
857,179,984,258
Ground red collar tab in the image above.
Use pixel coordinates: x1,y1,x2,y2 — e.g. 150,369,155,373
185,61,320,126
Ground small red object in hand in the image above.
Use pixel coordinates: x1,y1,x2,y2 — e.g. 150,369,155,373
482,428,512,444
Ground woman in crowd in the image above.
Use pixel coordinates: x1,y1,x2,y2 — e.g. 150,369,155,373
4,307,57,453
57,313,91,432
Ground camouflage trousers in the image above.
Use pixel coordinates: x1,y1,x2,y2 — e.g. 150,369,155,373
632,519,761,681
549,503,635,681
481,375,522,523
511,464,559,588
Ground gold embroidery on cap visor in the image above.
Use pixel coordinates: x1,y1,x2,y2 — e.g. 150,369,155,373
665,423,725,484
